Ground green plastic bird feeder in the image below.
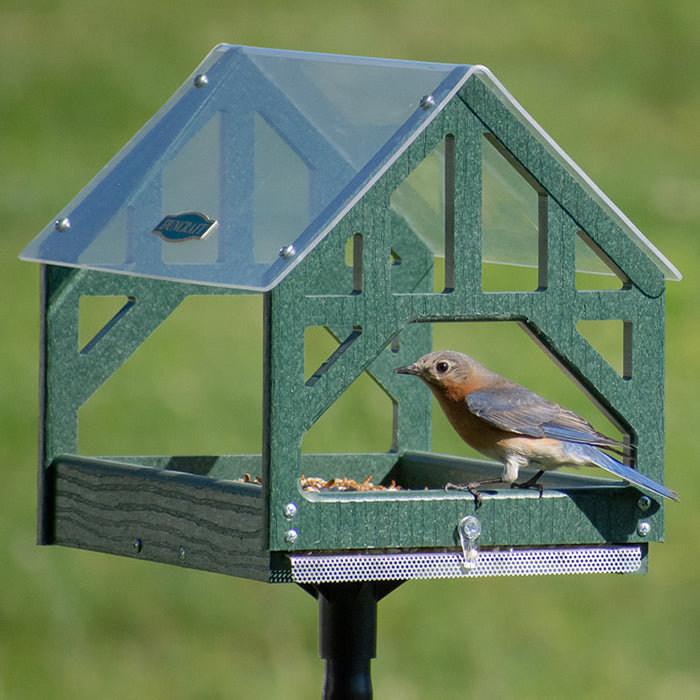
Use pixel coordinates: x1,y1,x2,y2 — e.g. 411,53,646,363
22,45,680,587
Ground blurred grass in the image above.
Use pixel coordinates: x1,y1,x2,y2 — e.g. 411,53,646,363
2,1,699,698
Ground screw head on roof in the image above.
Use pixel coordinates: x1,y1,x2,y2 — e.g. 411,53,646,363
193,74,208,88
279,244,296,259
419,94,435,110
55,217,71,232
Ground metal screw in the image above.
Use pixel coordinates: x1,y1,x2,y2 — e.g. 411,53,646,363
637,521,651,537
283,503,297,519
133,538,142,553
193,73,208,88
459,515,482,541
284,529,298,545
179,546,187,560
279,244,296,259
55,217,71,232
637,495,652,511
419,94,435,110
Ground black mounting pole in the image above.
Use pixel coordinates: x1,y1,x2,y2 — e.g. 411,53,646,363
300,580,404,699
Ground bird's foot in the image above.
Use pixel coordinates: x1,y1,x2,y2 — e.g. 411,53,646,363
445,481,483,508
510,480,544,498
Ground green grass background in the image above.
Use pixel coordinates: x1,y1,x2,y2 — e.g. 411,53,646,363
2,1,699,697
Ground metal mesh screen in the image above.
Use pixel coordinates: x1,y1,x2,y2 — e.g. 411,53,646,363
289,545,643,583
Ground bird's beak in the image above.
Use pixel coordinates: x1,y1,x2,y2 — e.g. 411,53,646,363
393,363,421,376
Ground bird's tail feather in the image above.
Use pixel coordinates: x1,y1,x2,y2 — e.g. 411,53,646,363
574,442,679,502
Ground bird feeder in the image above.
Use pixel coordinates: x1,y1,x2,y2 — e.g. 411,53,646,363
22,45,680,588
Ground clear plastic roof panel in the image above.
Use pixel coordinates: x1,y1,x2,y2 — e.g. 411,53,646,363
21,45,470,291
22,47,679,288
471,69,681,282
389,71,681,282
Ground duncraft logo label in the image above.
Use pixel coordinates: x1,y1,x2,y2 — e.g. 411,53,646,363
152,212,218,242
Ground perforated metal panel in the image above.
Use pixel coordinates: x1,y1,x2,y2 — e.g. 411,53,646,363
289,545,644,583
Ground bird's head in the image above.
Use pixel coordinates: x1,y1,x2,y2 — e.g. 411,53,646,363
393,351,484,397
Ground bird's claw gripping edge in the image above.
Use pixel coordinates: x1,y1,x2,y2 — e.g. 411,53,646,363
445,475,545,506
510,469,545,497
510,480,544,498
445,481,484,507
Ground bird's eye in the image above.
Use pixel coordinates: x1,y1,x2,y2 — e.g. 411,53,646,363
436,361,449,373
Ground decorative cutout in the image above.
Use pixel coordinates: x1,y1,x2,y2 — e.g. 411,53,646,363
79,296,135,354
302,370,394,454
390,136,453,292
79,296,262,455
481,133,543,291
344,233,363,293
253,113,311,263
305,325,363,388
575,230,628,290
576,320,632,379
305,326,341,384
161,114,221,265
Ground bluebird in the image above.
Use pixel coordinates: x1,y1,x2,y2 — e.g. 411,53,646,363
394,351,678,504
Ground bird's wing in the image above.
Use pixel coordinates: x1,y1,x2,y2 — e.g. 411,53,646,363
466,385,624,449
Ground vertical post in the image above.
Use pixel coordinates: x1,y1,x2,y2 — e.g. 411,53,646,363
319,582,376,699
301,581,403,699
